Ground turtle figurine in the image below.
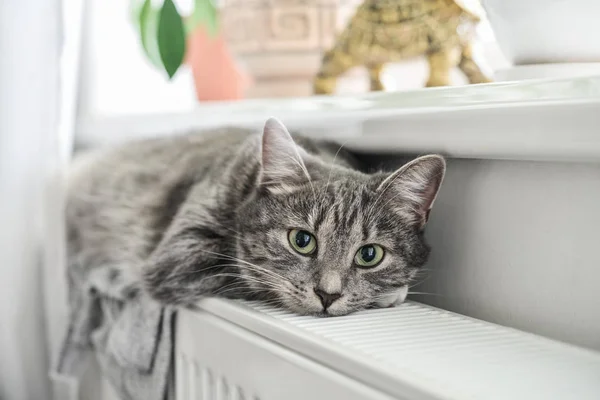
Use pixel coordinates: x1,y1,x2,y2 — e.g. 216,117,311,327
313,0,492,94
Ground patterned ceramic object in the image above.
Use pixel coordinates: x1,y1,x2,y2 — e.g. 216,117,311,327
220,0,363,97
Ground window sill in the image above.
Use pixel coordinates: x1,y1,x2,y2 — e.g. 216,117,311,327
76,76,600,163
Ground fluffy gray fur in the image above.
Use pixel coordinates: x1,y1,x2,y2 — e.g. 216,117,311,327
67,118,445,316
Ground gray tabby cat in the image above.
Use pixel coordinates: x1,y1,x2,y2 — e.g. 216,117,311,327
67,118,445,316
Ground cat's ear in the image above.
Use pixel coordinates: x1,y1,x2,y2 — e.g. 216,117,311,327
376,155,446,227
259,117,311,191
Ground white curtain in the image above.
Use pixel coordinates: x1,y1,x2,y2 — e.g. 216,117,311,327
0,0,67,398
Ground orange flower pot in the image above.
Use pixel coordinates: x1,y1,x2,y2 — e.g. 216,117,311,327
185,26,251,102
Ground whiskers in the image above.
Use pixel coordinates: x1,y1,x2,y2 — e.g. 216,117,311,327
291,154,316,200
176,249,298,301
406,291,443,297
325,141,349,192
368,285,443,306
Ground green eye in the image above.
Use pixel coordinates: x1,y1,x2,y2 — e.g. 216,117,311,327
288,229,317,255
355,244,385,268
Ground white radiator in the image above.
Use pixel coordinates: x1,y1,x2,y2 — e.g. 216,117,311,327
175,299,600,400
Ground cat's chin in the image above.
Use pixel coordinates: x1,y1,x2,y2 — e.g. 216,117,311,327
279,297,355,317
375,286,409,308
300,308,358,318
283,300,325,316
272,288,410,317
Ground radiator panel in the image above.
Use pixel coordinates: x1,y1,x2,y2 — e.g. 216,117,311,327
176,310,393,400
179,299,600,400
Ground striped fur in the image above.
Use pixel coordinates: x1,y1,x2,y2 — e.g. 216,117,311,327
67,119,445,316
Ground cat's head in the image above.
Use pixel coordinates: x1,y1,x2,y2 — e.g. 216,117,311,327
236,118,445,316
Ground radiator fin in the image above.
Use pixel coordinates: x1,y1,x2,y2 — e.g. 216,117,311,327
176,354,259,400
241,300,600,400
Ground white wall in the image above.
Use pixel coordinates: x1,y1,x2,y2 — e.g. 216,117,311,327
0,0,61,398
417,159,600,351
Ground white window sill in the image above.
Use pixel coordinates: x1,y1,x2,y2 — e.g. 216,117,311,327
76,75,600,163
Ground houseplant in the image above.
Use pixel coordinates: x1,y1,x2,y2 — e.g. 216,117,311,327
132,0,249,101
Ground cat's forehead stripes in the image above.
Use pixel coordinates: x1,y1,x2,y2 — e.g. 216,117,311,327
309,182,384,236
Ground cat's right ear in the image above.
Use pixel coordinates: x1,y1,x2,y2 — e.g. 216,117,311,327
259,117,311,192
375,155,446,228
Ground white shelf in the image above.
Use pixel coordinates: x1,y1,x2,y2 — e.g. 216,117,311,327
183,298,600,400
76,76,600,162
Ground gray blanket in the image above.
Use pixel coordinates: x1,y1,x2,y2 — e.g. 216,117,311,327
52,263,174,400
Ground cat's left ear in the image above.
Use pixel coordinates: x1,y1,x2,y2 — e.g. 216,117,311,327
259,117,311,191
376,155,446,228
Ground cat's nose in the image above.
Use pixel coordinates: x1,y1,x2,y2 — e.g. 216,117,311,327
314,288,342,310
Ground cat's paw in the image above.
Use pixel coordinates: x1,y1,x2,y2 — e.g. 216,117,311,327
375,286,408,309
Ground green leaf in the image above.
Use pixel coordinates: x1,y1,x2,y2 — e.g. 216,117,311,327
130,0,144,29
138,0,163,69
157,0,187,79
187,0,219,37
